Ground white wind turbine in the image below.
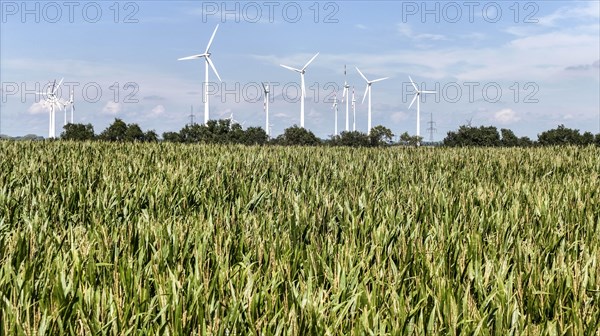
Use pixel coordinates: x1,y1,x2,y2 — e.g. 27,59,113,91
332,91,339,136
408,75,436,146
356,67,389,135
178,24,222,125
280,52,319,128
62,90,75,126
68,90,75,124
37,78,65,139
351,86,356,132
341,65,350,132
262,82,270,137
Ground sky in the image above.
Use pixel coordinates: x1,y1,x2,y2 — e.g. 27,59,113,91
1,0,599,140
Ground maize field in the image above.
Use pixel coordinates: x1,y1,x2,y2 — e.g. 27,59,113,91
0,141,599,335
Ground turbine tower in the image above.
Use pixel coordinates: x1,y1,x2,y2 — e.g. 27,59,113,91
280,52,319,128
341,65,350,132
332,91,339,136
36,78,65,139
408,75,436,146
356,67,389,135
351,86,356,132
68,90,74,124
178,24,222,125
262,82,270,137
62,90,74,126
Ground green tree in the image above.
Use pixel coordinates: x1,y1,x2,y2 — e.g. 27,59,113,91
124,123,145,142
595,134,600,146
61,123,95,141
162,131,181,142
331,131,371,147
144,130,158,142
518,136,533,147
582,132,594,145
369,125,394,146
242,127,268,145
275,125,321,146
537,125,583,146
444,125,501,147
500,128,519,147
99,118,128,141
398,132,422,147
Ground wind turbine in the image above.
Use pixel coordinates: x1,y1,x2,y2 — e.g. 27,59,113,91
68,90,75,124
341,65,350,132
37,78,64,139
332,91,339,136
351,86,356,132
178,24,222,125
408,75,436,145
280,52,319,128
262,82,270,137
62,90,74,126
356,67,389,135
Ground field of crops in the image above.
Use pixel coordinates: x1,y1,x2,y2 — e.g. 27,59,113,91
0,141,599,335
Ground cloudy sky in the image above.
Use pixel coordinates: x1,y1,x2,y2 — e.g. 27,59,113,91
1,1,599,139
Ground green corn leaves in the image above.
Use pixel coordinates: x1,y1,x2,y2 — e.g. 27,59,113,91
0,141,598,335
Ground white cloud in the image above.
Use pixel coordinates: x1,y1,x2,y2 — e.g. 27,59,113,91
494,109,520,124
538,2,600,26
28,102,47,114
151,105,166,116
397,23,447,41
102,101,121,115
391,111,409,123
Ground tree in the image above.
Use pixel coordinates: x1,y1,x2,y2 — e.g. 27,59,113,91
444,125,501,147
61,123,95,141
369,125,394,146
398,132,423,147
242,127,268,145
596,133,600,146
99,118,128,141
500,128,519,147
518,136,533,147
581,131,594,145
330,131,371,147
275,125,320,146
124,123,145,142
144,130,158,142
537,125,583,146
162,131,181,142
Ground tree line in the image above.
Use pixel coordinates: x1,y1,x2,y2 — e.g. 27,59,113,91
53,118,600,147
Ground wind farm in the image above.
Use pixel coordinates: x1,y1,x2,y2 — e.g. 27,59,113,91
1,2,599,335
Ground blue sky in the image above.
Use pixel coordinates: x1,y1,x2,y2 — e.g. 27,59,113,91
1,0,599,139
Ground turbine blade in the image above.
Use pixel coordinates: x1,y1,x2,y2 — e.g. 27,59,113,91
355,67,368,82
207,57,222,82
409,94,418,109
53,78,64,94
280,64,301,72
205,24,219,54
362,84,369,104
370,77,389,83
302,52,319,71
408,75,418,91
422,90,437,94
178,54,206,61
51,80,56,93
